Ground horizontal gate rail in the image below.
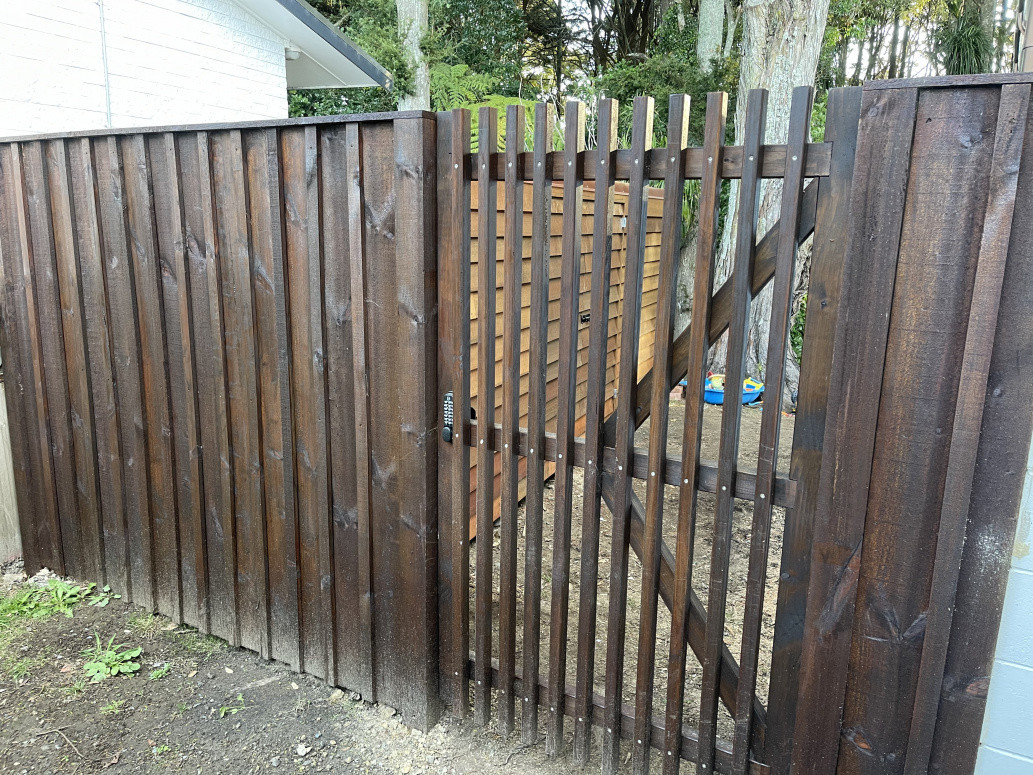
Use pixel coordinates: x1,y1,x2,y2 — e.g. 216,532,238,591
463,143,833,181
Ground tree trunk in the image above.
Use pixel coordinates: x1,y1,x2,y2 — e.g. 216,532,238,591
709,0,831,401
698,0,725,71
397,0,430,110
888,14,901,79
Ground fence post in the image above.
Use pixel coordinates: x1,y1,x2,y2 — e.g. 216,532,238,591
366,112,441,730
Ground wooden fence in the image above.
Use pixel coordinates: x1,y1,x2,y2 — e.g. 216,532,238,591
0,112,440,726
468,180,665,534
2,73,1032,775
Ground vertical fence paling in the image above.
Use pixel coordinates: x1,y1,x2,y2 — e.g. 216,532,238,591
699,88,767,774
663,90,727,775
474,106,499,726
602,95,654,775
446,107,473,718
632,92,690,775
521,102,553,745
732,86,811,775
574,95,619,767
498,104,526,738
546,98,586,756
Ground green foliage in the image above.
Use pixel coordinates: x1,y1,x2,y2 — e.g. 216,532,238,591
0,579,102,623
936,1,992,74
429,0,527,94
791,294,808,361
82,633,142,682
429,64,498,111
219,693,246,718
594,5,737,145
149,663,172,681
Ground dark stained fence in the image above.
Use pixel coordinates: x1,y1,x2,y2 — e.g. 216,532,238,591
0,112,441,728
436,88,853,775
3,72,1033,775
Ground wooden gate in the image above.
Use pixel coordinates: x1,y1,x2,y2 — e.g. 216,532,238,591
436,72,1033,775
436,85,862,775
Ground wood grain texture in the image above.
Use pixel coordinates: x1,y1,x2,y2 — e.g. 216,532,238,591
521,102,553,745
928,85,1033,775
573,96,619,766
474,106,499,726
791,86,919,775
837,84,1001,775
699,88,766,774
497,104,525,737
663,91,726,775
632,92,689,775
602,95,654,775
903,83,1030,775
545,99,586,755
764,87,863,773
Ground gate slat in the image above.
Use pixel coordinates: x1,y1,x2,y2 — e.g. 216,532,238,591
521,102,554,744
96,136,158,610
573,96,619,766
24,142,82,579
121,134,183,624
244,128,298,667
731,86,811,775
45,139,105,584
602,95,655,775
633,92,690,775
210,131,267,656
345,121,377,698
764,86,863,771
0,143,61,576
498,104,526,737
699,88,767,773
474,106,499,726
663,91,727,775
546,99,586,755
446,107,473,717
67,138,128,595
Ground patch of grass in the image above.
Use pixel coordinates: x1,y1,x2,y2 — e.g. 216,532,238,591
82,633,142,682
174,628,225,659
218,693,245,718
64,678,87,696
9,657,34,680
0,579,92,623
128,612,169,636
149,663,172,681
100,699,126,715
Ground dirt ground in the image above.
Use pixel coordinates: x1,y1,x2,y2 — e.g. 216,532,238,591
471,399,794,748
0,564,601,775
0,400,793,775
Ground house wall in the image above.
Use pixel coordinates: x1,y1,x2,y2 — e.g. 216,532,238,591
976,435,1033,774
0,0,290,138
0,0,293,563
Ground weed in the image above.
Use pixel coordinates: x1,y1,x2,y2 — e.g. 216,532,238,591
128,612,168,636
218,693,245,718
174,628,224,659
64,678,87,695
9,658,33,679
87,585,121,608
149,663,172,680
0,579,91,623
174,701,189,717
100,699,125,715
82,633,142,682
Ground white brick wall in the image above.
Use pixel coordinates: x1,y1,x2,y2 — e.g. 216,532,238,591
0,0,289,137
